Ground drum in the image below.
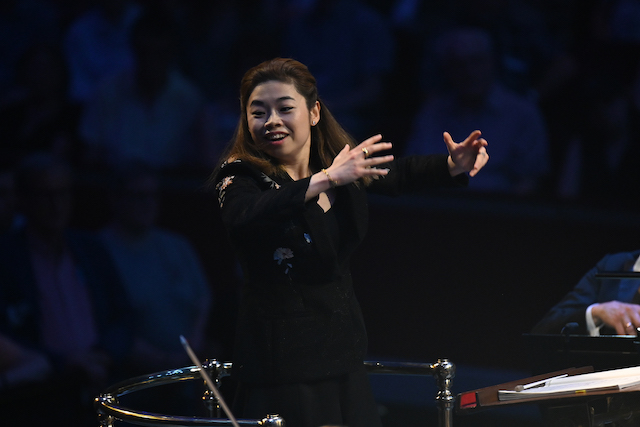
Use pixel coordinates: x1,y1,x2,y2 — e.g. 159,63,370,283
95,359,455,427
94,359,284,426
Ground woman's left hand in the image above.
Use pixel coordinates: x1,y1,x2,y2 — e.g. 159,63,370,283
443,130,488,177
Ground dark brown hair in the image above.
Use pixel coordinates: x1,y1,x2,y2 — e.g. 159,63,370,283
213,58,358,179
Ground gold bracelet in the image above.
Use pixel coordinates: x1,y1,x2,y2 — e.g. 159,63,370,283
321,168,338,188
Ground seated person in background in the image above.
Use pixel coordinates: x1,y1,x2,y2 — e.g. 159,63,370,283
63,0,141,104
0,332,52,390
78,8,210,174
404,26,549,195
532,250,640,336
99,161,213,375
0,152,132,425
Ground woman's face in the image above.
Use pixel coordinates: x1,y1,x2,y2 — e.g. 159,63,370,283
246,80,320,165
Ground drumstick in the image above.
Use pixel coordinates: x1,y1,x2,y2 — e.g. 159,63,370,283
180,335,240,427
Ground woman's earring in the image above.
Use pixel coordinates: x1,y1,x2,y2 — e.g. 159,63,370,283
312,120,316,126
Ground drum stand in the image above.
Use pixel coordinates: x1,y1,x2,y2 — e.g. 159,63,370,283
95,358,456,426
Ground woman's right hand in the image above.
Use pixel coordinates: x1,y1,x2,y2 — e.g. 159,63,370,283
326,134,394,186
306,134,393,201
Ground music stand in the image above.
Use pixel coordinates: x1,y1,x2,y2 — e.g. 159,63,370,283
456,366,640,426
522,333,640,375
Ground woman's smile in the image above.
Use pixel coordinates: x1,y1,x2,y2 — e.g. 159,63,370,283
264,131,288,144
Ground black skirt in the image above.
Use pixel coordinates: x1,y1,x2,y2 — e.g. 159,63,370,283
232,366,382,427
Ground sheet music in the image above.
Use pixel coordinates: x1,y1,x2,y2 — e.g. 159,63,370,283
499,365,640,401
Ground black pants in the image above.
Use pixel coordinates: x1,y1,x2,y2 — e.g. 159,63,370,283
234,367,383,427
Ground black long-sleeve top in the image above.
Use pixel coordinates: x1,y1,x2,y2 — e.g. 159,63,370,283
213,154,466,384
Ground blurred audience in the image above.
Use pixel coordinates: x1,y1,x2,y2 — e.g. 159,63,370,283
279,0,395,139
404,26,550,195
170,0,242,104
63,0,141,104
609,0,640,43
0,153,132,426
372,1,455,149
0,43,83,167
99,162,213,375
78,8,211,174
167,0,247,161
0,0,63,105
0,0,634,204
570,47,640,204
95,161,214,416
535,1,640,206
444,0,563,97
0,332,53,389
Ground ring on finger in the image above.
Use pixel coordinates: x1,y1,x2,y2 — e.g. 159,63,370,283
627,322,633,328
362,147,369,157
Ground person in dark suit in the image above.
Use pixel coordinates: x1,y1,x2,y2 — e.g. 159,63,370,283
209,57,488,427
532,250,640,336
0,152,132,426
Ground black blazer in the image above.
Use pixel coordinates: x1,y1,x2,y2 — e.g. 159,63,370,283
214,155,466,384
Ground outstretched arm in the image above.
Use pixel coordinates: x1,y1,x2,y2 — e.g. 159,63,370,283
444,130,489,177
306,134,393,201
